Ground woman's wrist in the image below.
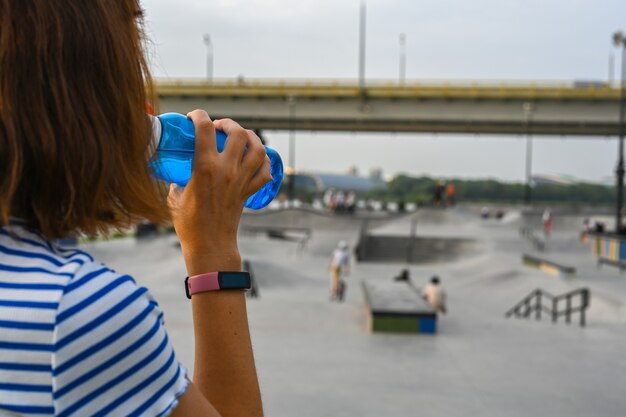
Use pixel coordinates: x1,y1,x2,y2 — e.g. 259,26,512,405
182,244,242,276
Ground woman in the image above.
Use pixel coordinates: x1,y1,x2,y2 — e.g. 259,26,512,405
0,1,268,416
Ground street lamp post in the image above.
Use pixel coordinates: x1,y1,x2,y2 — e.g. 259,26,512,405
203,34,213,82
358,1,366,92
287,95,297,204
613,31,626,234
523,102,535,205
609,51,615,85
399,33,406,84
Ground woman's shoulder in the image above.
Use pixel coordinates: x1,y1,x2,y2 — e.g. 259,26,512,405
0,223,96,276
55,258,152,326
48,251,187,416
0,223,160,336
0,225,187,416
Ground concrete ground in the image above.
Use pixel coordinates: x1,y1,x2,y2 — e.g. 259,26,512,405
83,207,626,417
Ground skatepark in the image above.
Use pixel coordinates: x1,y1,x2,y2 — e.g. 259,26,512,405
83,206,626,417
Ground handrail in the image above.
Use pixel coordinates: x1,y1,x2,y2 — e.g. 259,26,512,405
505,287,590,327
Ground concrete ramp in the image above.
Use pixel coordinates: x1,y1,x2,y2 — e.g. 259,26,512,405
241,208,416,258
241,207,409,231
357,235,481,264
356,208,483,264
78,203,626,417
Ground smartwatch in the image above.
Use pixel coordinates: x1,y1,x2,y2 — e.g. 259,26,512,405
185,271,251,299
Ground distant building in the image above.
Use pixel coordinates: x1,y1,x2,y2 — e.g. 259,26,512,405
532,173,614,187
369,167,383,181
532,174,576,186
346,165,359,176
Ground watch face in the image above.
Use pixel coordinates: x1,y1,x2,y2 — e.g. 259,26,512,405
218,272,251,289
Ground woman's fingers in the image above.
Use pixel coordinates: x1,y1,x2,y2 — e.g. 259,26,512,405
187,110,217,175
214,119,267,178
245,156,273,197
241,130,267,174
185,115,270,198
213,118,249,163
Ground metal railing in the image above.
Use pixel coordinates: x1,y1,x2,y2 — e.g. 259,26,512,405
505,288,590,327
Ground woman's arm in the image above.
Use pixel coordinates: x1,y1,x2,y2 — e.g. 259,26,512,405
169,111,270,417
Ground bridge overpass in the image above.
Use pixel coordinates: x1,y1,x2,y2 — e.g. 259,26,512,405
155,79,621,136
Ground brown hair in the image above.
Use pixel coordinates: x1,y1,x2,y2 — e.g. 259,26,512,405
0,0,169,239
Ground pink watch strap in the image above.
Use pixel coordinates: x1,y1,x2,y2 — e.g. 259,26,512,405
187,272,220,296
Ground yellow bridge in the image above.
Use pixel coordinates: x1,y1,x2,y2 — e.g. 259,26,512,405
155,79,621,136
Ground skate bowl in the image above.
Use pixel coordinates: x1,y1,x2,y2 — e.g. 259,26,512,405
241,207,412,231
355,208,484,264
241,207,416,257
356,234,481,264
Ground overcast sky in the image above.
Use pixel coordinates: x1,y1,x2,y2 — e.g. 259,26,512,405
142,0,626,183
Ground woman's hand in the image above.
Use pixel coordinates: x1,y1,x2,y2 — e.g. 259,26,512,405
168,110,272,274
168,112,267,416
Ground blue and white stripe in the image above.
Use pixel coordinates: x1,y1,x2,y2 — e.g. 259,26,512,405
0,223,188,416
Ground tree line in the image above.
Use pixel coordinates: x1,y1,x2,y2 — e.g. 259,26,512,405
366,175,616,205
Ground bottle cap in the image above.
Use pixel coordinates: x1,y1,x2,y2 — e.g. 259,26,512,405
148,115,162,156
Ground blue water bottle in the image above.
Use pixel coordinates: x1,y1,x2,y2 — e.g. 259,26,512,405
149,113,283,210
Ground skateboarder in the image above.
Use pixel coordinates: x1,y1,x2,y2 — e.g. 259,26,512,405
421,276,447,314
329,241,351,302
542,209,553,237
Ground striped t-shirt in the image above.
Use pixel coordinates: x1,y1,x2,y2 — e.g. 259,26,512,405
0,221,188,416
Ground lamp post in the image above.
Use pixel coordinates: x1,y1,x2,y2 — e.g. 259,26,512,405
287,95,297,204
613,31,626,234
399,33,406,84
358,1,366,92
203,34,213,82
523,102,535,205
609,51,615,85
